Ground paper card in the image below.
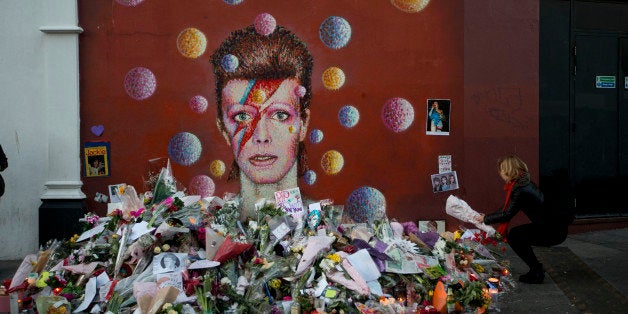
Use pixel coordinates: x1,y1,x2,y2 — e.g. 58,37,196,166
274,187,305,220
129,221,155,241
73,277,97,313
84,141,111,177
271,222,291,240
152,253,186,275
430,171,459,193
347,249,381,282
107,202,122,215
108,183,126,203
77,224,105,242
426,99,451,136
269,216,295,242
205,228,226,261
438,155,452,173
156,272,183,291
418,220,446,234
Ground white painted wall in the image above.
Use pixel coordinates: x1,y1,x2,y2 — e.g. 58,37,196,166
0,0,83,260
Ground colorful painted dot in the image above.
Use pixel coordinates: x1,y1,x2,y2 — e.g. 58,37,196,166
223,0,244,5
322,67,345,90
321,150,344,175
189,95,208,113
177,28,207,59
124,67,156,100
254,13,277,36
167,132,202,166
251,89,266,104
338,105,359,128
294,85,307,98
210,160,226,178
319,16,352,49
115,0,146,7
303,170,317,185
346,186,386,224
309,129,323,144
189,175,216,198
221,54,239,73
382,97,415,132
391,0,431,13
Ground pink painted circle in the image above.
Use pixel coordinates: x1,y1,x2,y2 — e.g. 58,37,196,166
189,95,208,113
124,67,156,100
254,13,277,36
188,175,216,198
381,97,415,132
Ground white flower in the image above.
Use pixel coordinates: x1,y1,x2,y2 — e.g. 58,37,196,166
248,221,258,232
162,303,172,310
220,277,232,286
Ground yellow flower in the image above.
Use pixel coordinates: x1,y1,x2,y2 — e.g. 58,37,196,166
268,278,281,289
162,303,172,311
162,244,170,251
35,271,50,288
154,247,162,254
326,253,341,263
454,230,462,241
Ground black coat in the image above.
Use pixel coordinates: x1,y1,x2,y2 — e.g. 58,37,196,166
484,174,571,226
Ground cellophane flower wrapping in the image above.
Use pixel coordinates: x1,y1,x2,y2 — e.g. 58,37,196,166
445,195,496,237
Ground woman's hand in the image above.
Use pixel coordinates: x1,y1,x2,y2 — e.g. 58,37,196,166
475,214,485,224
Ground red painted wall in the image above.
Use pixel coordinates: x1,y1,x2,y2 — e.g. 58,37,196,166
463,0,540,227
78,0,538,229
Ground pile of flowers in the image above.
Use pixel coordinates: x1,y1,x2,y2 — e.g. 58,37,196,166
1,166,513,313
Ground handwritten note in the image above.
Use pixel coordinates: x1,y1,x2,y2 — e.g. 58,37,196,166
438,155,452,173
274,187,305,220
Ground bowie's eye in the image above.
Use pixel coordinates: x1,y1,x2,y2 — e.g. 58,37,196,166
233,112,252,123
272,111,290,121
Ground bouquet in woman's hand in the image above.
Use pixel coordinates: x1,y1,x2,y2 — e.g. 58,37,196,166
445,195,495,237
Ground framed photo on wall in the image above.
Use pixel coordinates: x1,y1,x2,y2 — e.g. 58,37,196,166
426,99,451,135
84,141,110,177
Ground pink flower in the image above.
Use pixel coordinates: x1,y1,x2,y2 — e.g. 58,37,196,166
130,207,145,218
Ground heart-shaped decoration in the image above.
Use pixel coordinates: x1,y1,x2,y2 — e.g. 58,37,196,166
91,125,104,136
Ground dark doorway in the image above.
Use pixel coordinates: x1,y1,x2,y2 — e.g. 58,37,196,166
540,0,628,218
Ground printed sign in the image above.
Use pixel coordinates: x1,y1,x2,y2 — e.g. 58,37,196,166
595,76,616,88
84,141,111,177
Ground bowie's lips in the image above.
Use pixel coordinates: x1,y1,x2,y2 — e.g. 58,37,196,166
249,154,277,166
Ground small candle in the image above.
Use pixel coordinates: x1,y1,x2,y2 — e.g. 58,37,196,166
501,268,510,276
488,277,500,290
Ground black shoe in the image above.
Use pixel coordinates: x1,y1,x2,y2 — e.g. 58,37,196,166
519,264,545,284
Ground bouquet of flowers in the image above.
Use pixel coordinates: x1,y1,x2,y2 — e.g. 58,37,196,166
2,165,513,314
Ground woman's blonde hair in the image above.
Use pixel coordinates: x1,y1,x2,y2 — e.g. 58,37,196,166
498,155,529,181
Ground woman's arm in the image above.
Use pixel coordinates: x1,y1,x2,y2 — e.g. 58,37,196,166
484,188,524,224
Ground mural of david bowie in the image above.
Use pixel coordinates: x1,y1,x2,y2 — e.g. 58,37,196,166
211,25,314,221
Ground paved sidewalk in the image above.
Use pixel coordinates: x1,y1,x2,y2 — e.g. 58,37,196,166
500,228,628,313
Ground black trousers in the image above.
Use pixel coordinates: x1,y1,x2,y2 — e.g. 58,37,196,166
507,223,568,269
